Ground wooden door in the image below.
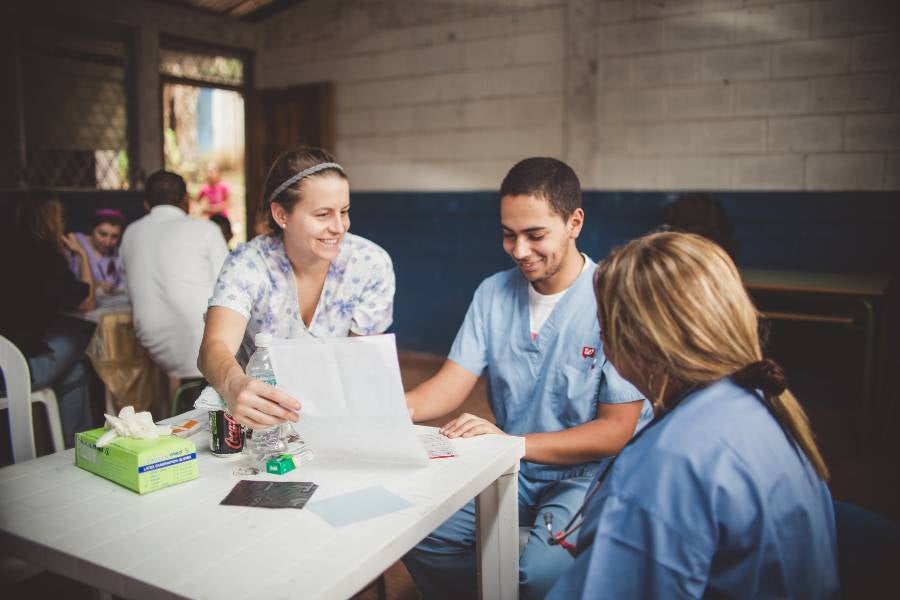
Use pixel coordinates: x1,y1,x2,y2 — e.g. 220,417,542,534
247,82,334,231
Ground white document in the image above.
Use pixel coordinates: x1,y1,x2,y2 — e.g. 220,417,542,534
269,334,429,467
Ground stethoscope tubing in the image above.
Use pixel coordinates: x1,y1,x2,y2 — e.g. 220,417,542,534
548,385,702,548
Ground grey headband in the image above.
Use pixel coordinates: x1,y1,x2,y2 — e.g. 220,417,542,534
268,162,344,203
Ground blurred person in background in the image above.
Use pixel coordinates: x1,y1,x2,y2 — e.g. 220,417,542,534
121,170,228,390
210,213,233,246
67,208,126,294
0,190,96,447
664,192,737,260
198,162,230,218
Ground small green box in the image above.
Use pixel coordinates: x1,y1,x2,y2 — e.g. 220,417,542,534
265,454,296,475
75,428,199,494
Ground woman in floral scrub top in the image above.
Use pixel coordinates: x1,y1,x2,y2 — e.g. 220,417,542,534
199,147,396,429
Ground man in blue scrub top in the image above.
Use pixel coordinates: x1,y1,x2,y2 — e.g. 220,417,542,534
403,157,652,599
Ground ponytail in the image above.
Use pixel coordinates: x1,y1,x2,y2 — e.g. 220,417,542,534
732,359,829,480
595,232,830,483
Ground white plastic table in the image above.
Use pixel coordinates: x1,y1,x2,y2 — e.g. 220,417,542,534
0,423,524,599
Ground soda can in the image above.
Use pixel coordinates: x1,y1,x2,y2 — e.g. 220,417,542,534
209,410,244,457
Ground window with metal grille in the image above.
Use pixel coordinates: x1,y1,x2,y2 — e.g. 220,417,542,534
15,26,133,190
160,49,244,87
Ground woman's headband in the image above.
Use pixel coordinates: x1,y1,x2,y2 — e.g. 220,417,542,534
268,162,344,204
93,208,126,222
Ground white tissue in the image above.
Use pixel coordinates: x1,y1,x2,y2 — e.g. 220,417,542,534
96,406,172,448
193,385,227,411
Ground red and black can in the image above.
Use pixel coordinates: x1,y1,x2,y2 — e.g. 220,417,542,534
209,410,244,457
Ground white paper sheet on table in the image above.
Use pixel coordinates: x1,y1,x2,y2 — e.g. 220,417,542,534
269,334,429,467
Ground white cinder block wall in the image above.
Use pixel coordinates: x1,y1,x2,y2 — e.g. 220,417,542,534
592,0,900,191
259,0,900,191
259,1,567,191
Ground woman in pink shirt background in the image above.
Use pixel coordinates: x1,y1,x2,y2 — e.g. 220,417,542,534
198,162,230,218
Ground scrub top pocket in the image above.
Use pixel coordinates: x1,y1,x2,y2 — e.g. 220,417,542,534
556,362,600,426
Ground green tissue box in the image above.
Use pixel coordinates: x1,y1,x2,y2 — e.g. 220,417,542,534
75,428,198,494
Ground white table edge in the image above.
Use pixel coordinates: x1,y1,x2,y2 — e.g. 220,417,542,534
1,436,525,600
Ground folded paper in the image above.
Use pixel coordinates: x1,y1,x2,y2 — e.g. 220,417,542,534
307,485,414,527
269,334,429,466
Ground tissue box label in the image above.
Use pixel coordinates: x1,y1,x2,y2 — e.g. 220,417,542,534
75,428,198,494
138,453,197,473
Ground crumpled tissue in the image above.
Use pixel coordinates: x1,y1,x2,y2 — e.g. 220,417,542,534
194,385,227,411
96,406,171,448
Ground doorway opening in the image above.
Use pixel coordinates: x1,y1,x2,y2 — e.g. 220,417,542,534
160,46,247,245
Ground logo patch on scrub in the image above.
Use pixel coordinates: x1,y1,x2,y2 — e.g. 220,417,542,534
582,346,596,359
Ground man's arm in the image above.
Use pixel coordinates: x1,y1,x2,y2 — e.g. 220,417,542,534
60,233,95,311
441,400,644,465
522,400,644,464
405,359,479,422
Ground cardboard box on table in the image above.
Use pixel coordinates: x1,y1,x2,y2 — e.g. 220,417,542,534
75,428,198,494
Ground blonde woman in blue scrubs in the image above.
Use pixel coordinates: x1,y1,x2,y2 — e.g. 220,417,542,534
547,232,838,599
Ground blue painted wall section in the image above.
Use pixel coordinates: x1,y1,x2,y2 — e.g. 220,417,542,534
3,188,897,354
349,191,899,354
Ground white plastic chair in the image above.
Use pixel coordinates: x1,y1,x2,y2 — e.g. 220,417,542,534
0,335,65,462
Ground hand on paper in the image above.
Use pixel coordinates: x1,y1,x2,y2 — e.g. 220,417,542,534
439,413,505,439
223,374,301,429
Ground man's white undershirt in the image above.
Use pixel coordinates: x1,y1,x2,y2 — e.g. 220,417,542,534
528,253,591,339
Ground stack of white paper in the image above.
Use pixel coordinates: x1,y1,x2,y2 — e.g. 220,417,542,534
269,334,429,467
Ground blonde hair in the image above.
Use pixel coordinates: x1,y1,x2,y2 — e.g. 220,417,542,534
594,231,829,479
18,190,65,254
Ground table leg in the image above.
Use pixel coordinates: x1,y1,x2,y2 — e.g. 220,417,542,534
475,464,519,600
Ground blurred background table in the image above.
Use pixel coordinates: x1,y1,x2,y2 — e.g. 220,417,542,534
72,292,166,417
741,269,893,445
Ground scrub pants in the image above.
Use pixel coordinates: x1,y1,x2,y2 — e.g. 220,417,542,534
403,472,592,600
27,318,93,449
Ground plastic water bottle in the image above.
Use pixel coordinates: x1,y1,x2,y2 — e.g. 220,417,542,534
244,332,288,465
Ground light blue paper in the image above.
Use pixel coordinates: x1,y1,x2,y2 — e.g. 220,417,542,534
307,485,413,527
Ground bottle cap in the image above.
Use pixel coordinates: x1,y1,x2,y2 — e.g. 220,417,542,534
254,332,272,347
